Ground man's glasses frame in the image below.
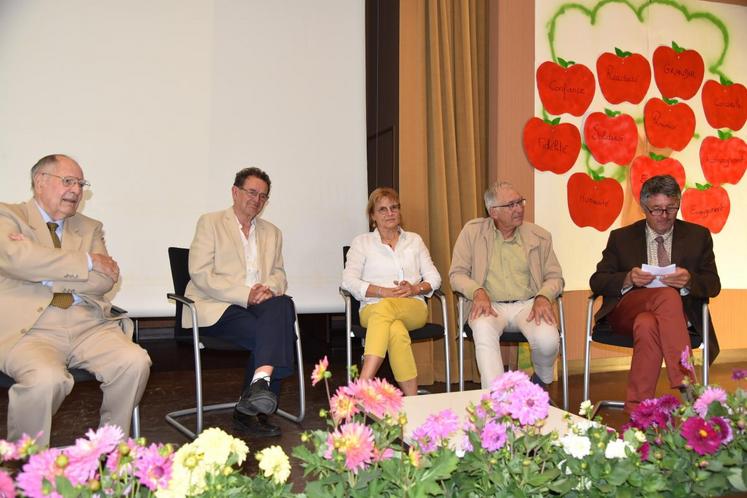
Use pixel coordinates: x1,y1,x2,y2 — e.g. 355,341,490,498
491,198,526,210
238,187,269,202
643,204,679,216
42,172,90,189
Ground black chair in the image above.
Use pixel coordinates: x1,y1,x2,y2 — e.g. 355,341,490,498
339,246,451,391
165,247,305,439
583,294,710,416
455,291,569,411
0,305,141,440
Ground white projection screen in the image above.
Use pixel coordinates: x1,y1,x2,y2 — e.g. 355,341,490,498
0,0,369,316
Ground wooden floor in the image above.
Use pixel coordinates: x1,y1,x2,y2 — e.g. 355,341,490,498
1,330,744,492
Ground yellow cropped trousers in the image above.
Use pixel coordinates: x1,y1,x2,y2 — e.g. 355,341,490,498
359,297,428,382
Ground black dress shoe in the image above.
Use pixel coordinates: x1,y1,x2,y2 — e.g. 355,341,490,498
233,410,281,438
236,378,278,416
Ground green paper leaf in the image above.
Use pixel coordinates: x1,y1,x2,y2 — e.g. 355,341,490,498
558,57,569,68
719,74,734,86
650,152,666,161
672,41,685,53
614,47,632,57
604,108,621,117
663,97,679,105
695,182,712,190
717,129,733,140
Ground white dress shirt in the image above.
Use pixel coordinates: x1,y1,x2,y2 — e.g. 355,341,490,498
342,228,442,309
236,216,260,287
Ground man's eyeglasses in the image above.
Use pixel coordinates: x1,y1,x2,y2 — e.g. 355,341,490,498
376,204,400,215
42,172,90,189
238,187,269,202
644,205,679,216
492,198,526,210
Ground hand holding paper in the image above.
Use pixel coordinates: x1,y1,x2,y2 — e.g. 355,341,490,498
641,263,676,288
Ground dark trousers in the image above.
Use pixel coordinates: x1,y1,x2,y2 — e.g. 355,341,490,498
607,287,694,412
196,295,297,395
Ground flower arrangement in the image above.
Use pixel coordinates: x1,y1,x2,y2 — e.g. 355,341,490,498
1,349,745,497
0,424,291,497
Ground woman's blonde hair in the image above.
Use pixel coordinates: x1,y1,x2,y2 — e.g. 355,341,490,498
366,187,401,230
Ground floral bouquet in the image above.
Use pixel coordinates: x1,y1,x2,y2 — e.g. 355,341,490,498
0,424,292,497
293,357,459,497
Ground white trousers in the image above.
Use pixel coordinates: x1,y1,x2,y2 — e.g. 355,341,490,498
469,298,559,389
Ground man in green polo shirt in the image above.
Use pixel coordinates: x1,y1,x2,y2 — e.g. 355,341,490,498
450,181,564,389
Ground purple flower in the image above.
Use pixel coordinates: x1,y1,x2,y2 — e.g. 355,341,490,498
0,470,15,498
630,397,678,430
65,425,124,485
680,346,694,374
732,368,747,381
681,417,722,455
411,409,460,453
507,383,550,426
693,387,727,417
638,441,650,461
133,443,172,491
16,448,64,498
711,417,733,445
480,421,508,452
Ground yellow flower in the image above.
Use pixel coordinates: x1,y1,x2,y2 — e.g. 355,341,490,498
256,445,291,484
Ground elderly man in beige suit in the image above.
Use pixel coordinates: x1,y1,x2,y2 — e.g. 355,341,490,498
0,154,151,446
449,181,563,390
184,167,296,438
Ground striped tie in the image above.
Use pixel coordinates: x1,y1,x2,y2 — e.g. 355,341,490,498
47,222,74,309
655,236,670,267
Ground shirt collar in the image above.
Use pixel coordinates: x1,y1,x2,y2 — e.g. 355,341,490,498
645,223,673,242
34,200,65,229
374,227,405,243
490,221,520,244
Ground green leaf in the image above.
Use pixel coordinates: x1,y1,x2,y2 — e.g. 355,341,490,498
719,74,734,86
672,41,685,53
695,183,712,190
551,117,561,125
717,129,733,140
558,57,569,68
663,97,679,105
604,108,621,117
614,47,632,58
527,468,560,486
649,152,666,161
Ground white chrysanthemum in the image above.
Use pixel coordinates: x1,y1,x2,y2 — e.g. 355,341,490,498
578,400,593,417
157,446,208,498
256,445,291,484
604,438,633,459
558,433,591,458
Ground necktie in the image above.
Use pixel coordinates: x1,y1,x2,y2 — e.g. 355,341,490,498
47,222,74,309
655,236,670,267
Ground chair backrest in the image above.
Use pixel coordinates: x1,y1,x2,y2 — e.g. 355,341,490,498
342,245,362,327
168,247,191,334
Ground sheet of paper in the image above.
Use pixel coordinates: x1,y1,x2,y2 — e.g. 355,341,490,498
642,263,676,288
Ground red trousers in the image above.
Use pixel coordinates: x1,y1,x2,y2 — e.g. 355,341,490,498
607,287,694,412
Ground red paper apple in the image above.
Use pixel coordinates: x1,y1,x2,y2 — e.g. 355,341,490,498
644,97,696,151
701,78,747,131
652,42,704,100
700,131,747,185
537,59,595,116
630,153,686,200
583,109,637,165
681,184,730,233
567,172,623,231
596,48,651,104
522,117,581,174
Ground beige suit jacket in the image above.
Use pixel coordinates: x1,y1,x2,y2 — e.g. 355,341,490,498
183,208,287,328
0,199,132,366
449,218,564,323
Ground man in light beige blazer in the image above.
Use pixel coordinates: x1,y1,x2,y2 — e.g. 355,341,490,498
0,154,151,447
184,167,296,438
449,181,563,391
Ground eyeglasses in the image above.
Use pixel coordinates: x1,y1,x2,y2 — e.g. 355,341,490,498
238,187,269,202
376,204,400,215
644,205,679,216
492,198,526,210
42,172,90,189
